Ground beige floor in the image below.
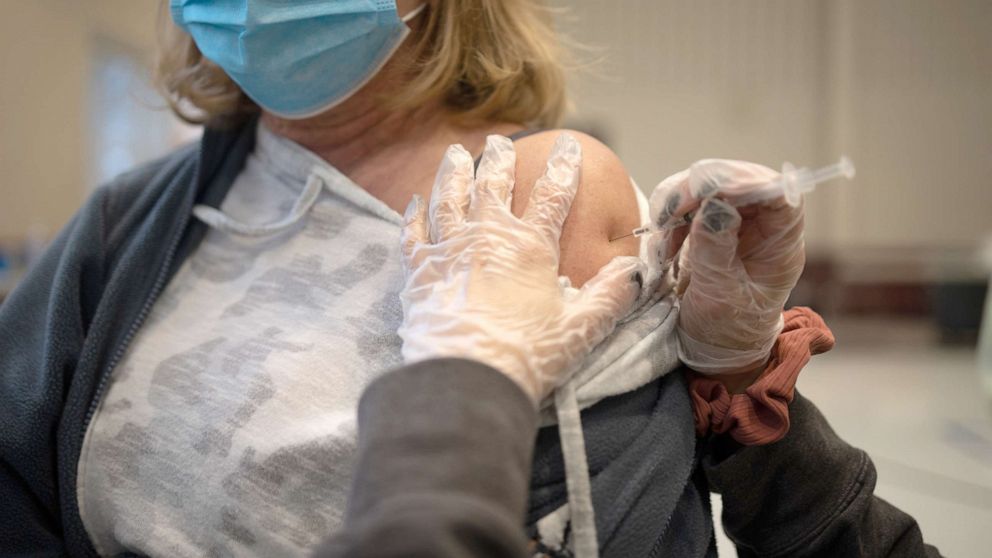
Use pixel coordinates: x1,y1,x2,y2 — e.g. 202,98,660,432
712,317,992,557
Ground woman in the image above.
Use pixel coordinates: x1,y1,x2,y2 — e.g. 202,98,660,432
1,1,649,556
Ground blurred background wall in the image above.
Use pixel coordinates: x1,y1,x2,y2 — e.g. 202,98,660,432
562,0,992,259
3,1,151,238
0,0,194,286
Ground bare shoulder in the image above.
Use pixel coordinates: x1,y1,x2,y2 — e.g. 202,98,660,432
509,130,642,286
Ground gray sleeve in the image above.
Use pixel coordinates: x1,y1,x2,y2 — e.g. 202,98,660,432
0,189,110,556
313,358,538,558
703,391,943,558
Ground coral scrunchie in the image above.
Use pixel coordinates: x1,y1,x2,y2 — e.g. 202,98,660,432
688,307,835,445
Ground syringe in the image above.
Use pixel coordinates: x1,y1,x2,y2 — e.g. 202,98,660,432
614,156,856,241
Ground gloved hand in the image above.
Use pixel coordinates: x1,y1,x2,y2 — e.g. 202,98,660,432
399,134,646,404
648,159,805,378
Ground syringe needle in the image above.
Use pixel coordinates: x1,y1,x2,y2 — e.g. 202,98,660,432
610,214,692,242
608,232,638,243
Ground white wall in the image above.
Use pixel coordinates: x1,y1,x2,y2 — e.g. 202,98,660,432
0,0,162,242
829,0,992,280
558,0,992,280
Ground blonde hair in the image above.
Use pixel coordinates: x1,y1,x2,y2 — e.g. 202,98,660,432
156,1,568,129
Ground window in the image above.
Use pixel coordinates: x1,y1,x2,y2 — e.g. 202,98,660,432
87,37,200,189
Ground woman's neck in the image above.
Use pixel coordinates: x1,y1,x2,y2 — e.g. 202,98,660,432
260,66,450,175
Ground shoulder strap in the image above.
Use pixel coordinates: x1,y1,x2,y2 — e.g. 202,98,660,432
507,128,547,142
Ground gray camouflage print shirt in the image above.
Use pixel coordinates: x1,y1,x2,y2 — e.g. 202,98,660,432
77,124,407,557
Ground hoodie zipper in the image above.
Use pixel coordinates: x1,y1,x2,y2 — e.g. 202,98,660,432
79,139,206,459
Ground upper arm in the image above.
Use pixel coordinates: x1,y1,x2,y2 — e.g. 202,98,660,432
508,130,642,287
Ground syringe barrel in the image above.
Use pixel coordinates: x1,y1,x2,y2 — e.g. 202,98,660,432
727,156,855,208
809,156,856,184
631,225,652,238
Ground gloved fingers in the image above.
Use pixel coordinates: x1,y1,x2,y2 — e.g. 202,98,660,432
429,144,475,243
522,133,582,248
649,160,782,265
685,197,744,274
469,135,516,221
646,169,701,275
566,256,646,345
675,235,693,296
691,158,779,206
648,169,697,232
401,194,428,272
666,224,691,267
738,196,805,256
738,199,806,290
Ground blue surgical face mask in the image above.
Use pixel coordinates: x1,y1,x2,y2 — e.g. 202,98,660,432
170,0,427,119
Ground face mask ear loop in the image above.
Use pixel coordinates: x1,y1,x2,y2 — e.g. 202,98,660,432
192,168,326,237
554,377,600,558
400,2,428,23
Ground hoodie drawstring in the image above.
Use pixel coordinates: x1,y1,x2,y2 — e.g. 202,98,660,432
193,166,327,236
555,376,599,558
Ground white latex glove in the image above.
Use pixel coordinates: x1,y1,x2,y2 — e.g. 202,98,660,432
399,134,646,403
648,159,805,376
